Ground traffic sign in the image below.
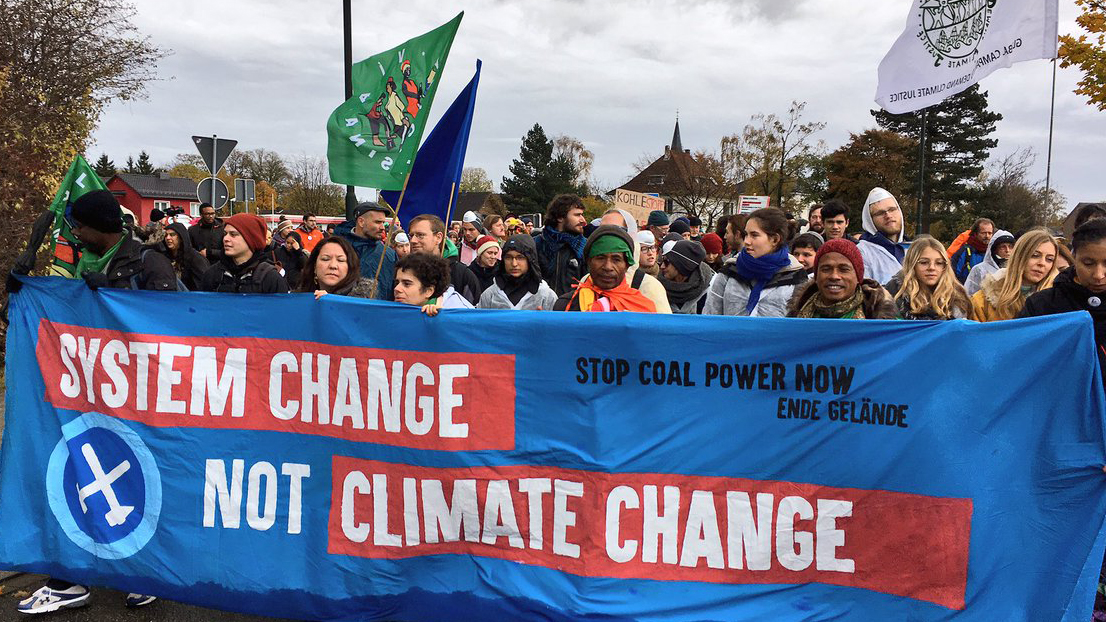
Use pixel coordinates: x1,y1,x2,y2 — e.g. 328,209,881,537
192,135,238,174
234,178,256,202
197,177,229,209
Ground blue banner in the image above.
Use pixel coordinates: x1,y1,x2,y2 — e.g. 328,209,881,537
1,276,1105,621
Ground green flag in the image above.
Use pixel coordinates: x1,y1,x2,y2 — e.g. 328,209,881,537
327,12,462,190
48,154,109,277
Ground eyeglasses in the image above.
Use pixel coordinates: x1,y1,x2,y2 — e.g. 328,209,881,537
871,204,899,220
64,211,81,231
659,258,670,267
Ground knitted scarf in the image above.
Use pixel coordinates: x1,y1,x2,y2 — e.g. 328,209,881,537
796,287,866,319
540,226,586,265
733,246,792,313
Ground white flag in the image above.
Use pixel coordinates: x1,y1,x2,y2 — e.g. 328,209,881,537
875,0,1058,114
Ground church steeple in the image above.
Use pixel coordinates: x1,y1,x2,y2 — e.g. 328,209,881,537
670,113,683,154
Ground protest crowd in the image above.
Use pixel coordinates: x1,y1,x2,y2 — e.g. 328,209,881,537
5,186,1106,616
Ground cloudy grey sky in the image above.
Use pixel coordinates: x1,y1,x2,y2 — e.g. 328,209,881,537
90,0,1105,210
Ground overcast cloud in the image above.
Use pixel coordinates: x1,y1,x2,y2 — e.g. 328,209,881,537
90,0,1105,210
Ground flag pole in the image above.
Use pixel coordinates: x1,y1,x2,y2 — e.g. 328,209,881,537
915,107,927,235
1045,58,1057,198
372,170,413,287
443,182,458,230
342,0,357,222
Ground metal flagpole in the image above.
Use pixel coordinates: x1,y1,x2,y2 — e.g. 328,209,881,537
342,0,357,221
1045,58,1057,198
915,108,927,235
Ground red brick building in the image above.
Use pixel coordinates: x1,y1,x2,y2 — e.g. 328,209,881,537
106,172,202,226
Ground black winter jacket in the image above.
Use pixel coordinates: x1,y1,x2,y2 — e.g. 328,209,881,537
448,257,482,305
188,219,226,263
101,236,179,291
1020,268,1106,388
153,222,209,291
199,254,288,293
535,230,584,296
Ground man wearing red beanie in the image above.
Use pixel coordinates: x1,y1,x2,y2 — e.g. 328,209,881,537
786,238,896,319
199,213,287,293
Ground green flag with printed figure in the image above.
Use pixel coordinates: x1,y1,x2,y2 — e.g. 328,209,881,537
327,12,463,189
48,154,109,277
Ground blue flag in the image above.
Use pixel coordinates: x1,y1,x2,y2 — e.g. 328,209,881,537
381,60,481,228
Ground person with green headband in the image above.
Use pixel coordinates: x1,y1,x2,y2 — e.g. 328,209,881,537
554,225,657,312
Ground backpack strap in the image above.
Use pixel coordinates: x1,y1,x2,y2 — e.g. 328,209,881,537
631,269,645,290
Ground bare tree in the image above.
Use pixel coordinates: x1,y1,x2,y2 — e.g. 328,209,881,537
721,101,826,211
283,155,344,216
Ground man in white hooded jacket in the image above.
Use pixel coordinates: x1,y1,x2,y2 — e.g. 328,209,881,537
856,187,911,285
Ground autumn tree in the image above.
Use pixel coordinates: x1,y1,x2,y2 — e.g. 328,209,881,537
826,129,917,220
0,0,163,329
949,149,1065,239
720,101,826,211
166,153,209,182
460,167,493,193
1059,0,1106,111
552,134,594,192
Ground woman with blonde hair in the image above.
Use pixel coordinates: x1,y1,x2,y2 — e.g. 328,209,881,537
894,236,973,320
970,228,1058,322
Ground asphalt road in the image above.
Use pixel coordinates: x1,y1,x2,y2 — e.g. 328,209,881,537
0,572,288,621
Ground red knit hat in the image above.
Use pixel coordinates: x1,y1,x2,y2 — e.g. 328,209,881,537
225,213,268,253
700,232,724,255
475,235,499,258
814,238,864,282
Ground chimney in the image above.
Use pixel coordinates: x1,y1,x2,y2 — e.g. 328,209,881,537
664,145,671,160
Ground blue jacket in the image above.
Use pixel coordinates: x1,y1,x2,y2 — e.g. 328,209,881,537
333,221,396,300
950,241,985,283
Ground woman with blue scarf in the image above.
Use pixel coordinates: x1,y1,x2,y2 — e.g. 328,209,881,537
703,207,808,317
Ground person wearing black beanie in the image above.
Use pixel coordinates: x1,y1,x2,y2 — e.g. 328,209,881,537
15,192,176,614
659,240,714,314
65,190,177,291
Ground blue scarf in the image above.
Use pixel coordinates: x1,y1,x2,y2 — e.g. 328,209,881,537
860,231,907,263
733,246,792,313
540,225,586,264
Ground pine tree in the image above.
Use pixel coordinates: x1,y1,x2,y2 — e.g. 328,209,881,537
871,84,1002,232
500,123,583,214
93,153,116,177
133,150,158,175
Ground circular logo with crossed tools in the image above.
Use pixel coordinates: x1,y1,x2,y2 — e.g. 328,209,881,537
46,413,162,560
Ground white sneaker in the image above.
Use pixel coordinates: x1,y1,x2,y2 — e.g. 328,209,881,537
16,584,90,614
125,593,156,608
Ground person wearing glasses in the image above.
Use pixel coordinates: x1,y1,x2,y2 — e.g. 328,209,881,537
856,187,911,286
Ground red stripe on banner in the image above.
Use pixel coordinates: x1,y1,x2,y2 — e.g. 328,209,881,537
35,319,515,450
327,457,972,609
